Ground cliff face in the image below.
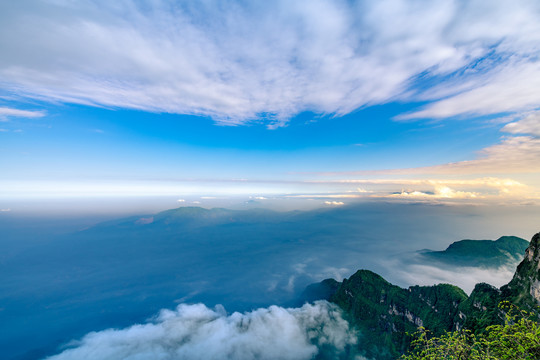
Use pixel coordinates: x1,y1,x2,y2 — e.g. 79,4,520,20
317,232,540,360
501,232,540,308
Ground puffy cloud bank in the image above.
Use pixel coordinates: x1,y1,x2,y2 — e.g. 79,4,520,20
46,301,357,360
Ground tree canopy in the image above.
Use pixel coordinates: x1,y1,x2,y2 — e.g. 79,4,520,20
402,302,540,360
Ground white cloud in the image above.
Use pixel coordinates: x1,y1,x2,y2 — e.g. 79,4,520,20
0,107,45,121
46,301,357,360
324,201,345,206
1,1,540,125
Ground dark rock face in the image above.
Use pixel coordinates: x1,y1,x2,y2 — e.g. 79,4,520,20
304,232,540,360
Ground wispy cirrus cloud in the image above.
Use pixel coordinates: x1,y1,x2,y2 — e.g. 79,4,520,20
0,107,45,121
398,61,540,120
1,1,540,125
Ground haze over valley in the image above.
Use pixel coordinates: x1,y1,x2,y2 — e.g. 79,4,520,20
1,202,539,359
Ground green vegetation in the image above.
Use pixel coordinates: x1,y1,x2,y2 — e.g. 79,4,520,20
402,302,540,359
458,283,503,334
329,270,469,359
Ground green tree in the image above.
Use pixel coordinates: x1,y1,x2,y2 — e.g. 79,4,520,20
402,302,540,360
482,302,540,359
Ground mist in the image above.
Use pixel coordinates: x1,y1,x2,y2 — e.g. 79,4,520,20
385,256,519,294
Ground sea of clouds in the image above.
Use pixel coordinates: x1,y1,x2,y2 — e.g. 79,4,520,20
45,301,361,360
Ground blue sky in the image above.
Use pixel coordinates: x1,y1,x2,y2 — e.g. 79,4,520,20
1,0,540,211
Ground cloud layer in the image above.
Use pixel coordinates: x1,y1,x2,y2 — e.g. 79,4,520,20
45,301,357,360
1,0,540,124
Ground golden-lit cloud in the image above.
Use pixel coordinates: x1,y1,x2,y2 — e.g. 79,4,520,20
301,177,532,202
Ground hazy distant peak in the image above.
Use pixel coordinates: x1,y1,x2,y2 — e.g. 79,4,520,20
419,235,529,268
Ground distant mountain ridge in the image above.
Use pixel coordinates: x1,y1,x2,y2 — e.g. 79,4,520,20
304,233,540,360
419,235,529,268
88,206,290,230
